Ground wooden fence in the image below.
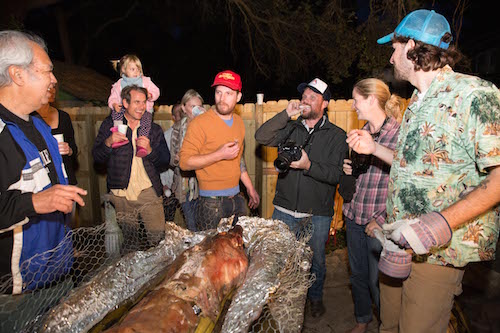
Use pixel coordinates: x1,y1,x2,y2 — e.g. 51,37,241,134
64,98,405,228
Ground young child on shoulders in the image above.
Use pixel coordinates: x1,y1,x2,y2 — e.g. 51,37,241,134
108,54,160,157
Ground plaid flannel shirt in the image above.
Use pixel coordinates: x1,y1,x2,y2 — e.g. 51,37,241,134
343,116,400,226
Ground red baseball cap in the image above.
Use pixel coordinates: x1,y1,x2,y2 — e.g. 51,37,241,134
211,70,242,91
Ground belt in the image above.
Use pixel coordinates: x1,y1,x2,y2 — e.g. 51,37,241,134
202,193,241,200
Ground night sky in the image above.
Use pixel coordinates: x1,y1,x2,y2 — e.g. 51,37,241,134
9,0,500,105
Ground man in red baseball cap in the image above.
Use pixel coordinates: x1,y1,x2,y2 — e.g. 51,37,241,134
211,70,242,91
179,70,259,230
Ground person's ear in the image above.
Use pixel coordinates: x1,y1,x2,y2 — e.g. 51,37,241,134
369,95,375,105
122,98,129,109
322,100,328,110
406,39,416,52
237,92,242,103
9,65,25,85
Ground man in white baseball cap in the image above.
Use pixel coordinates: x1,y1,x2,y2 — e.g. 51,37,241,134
255,77,348,318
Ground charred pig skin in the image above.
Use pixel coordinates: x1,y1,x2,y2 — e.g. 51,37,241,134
104,226,248,333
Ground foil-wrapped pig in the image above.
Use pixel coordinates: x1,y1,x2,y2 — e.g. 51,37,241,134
103,226,248,333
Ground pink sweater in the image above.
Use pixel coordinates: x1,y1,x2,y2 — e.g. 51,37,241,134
108,76,160,112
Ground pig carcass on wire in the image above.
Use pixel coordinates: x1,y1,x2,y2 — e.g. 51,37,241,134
39,216,314,333
103,225,248,333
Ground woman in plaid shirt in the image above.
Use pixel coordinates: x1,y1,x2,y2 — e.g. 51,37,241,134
342,79,401,333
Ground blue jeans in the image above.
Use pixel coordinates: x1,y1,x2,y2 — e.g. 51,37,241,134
181,198,198,232
345,217,382,323
272,209,331,302
197,194,249,231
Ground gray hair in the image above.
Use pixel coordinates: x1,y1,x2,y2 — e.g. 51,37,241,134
0,30,47,87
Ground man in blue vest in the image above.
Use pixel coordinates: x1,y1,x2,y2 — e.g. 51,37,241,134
0,30,87,298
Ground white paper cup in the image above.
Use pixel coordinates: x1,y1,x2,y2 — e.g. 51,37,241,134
256,93,264,105
113,120,123,127
53,134,64,143
117,124,128,135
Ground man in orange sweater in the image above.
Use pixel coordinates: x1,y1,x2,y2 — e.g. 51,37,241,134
179,70,259,230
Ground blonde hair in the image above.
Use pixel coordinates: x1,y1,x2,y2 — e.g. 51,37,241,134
354,78,403,123
110,54,143,77
181,89,204,106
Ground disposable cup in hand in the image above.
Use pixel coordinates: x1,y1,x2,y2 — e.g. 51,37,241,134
53,134,64,143
113,120,123,127
117,124,127,135
298,104,311,114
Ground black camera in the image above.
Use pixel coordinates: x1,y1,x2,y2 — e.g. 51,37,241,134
274,140,302,173
351,151,370,178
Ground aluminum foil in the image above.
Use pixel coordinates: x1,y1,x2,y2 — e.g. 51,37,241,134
39,217,312,333
39,223,211,333
218,216,313,333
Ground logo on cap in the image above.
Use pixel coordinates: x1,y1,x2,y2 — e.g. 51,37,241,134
219,72,236,81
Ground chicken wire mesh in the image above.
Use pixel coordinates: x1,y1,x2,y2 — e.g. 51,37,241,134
249,230,314,333
1,198,313,333
163,193,258,232
0,222,112,333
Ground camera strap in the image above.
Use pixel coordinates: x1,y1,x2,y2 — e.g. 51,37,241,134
301,130,313,149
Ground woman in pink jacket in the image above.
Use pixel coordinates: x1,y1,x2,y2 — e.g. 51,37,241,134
108,54,160,157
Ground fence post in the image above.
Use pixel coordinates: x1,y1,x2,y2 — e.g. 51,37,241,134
254,96,264,217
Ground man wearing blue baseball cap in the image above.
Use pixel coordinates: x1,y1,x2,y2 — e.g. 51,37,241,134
347,9,500,332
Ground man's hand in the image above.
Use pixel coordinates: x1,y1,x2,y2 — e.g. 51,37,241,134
346,129,376,155
247,187,260,209
32,185,87,214
383,212,452,255
373,229,412,279
343,158,353,175
285,101,301,118
290,149,311,170
365,219,382,238
105,132,129,147
58,142,72,156
136,136,152,155
216,141,240,161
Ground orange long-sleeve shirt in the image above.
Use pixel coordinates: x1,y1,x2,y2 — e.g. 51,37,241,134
179,109,245,191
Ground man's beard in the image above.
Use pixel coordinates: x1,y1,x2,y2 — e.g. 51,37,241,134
393,68,405,81
301,107,322,120
215,103,234,115
393,62,411,82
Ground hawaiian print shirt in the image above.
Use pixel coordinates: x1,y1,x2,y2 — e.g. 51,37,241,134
387,65,500,267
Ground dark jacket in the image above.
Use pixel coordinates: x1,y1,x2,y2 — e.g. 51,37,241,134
92,115,170,196
255,110,348,216
0,104,71,293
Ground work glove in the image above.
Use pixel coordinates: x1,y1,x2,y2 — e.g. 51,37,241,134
374,229,412,279
383,212,452,255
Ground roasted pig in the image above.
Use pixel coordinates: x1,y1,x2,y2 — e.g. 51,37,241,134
104,225,248,333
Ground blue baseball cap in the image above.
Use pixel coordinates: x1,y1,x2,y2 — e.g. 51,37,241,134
377,9,452,49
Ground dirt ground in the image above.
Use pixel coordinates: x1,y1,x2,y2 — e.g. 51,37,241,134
302,249,379,333
301,248,500,333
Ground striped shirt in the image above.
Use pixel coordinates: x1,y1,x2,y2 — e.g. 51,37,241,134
342,117,400,226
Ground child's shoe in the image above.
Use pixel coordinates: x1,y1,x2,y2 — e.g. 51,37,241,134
136,146,148,158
